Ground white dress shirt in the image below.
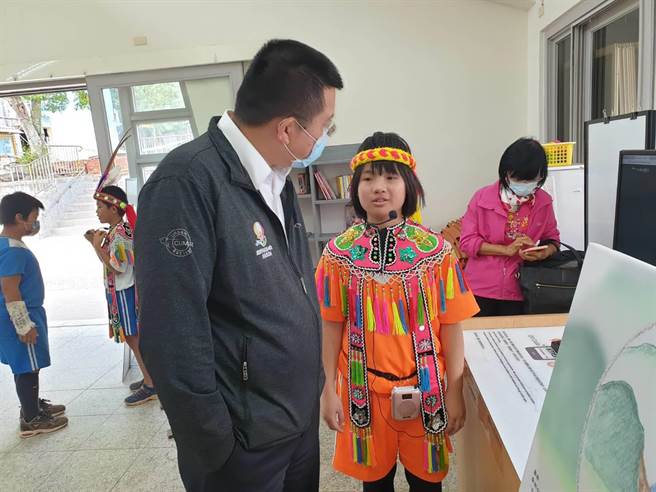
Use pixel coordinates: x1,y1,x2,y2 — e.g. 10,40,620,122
218,111,290,235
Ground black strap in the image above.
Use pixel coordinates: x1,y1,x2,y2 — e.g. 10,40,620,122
556,240,584,266
367,367,417,382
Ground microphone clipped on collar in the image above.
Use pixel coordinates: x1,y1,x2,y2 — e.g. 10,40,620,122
367,210,398,228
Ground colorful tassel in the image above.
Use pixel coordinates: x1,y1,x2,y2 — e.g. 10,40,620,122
418,290,426,327
391,301,404,336
316,264,325,302
341,283,348,317
446,264,455,300
425,434,446,474
424,277,435,321
352,428,373,466
349,288,356,327
323,275,330,307
330,267,339,307
374,286,385,335
431,274,439,317
455,261,467,294
397,299,409,334
355,294,362,328
438,278,447,313
351,432,362,463
431,440,439,471
440,436,449,469
366,295,375,332
407,283,417,332
384,290,394,333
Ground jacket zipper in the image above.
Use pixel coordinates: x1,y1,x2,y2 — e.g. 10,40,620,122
253,189,312,300
242,336,249,382
535,282,576,290
249,188,322,396
240,335,251,422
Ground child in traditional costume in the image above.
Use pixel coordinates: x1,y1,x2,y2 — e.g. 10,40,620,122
318,132,479,491
0,192,68,437
86,135,156,406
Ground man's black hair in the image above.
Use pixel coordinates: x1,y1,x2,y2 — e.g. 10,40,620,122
234,39,343,126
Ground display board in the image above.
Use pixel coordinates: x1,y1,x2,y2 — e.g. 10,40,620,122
521,244,656,492
585,112,655,248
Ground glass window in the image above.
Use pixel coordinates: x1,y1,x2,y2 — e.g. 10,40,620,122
141,165,157,183
136,119,193,155
591,9,639,119
102,88,125,150
132,82,186,112
184,77,233,131
0,135,14,156
556,36,571,141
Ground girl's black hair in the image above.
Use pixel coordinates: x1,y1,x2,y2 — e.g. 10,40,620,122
498,137,548,189
350,132,425,220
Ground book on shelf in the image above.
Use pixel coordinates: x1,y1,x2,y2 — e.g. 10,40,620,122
314,169,336,200
335,174,353,200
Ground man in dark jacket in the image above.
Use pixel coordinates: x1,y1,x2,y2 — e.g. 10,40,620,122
135,39,342,491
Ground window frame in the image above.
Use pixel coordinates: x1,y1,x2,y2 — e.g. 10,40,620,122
541,0,655,163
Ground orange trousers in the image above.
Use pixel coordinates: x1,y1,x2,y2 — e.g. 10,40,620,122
332,372,449,483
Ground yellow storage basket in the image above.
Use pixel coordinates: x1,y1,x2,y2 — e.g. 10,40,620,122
543,141,575,167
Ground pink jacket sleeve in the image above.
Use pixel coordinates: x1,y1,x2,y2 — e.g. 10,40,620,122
460,192,485,258
540,202,561,246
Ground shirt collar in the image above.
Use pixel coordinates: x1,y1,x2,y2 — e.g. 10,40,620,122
217,110,290,191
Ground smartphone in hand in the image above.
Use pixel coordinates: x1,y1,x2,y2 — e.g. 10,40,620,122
521,245,549,253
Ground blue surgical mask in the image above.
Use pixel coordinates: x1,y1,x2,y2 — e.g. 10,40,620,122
508,180,539,197
30,220,40,235
286,121,329,168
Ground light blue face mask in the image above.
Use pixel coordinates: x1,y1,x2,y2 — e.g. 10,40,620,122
29,220,40,235
508,180,539,197
286,121,329,168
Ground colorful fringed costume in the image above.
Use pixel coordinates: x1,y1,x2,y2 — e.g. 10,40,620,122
101,221,137,342
317,220,479,483
91,129,140,343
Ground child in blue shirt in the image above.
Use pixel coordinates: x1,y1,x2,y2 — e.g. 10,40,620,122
0,192,67,437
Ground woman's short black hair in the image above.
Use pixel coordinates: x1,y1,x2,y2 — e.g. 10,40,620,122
350,132,425,220
498,137,548,189
234,39,343,126
100,185,127,216
0,192,44,225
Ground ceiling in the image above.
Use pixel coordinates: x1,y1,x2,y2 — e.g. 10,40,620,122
484,0,536,11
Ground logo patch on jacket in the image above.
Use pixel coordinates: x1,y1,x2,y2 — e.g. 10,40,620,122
160,228,194,257
254,221,273,259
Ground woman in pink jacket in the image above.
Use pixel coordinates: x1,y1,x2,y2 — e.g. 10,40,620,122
460,138,560,316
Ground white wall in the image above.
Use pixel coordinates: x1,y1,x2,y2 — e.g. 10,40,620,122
0,1,528,228
526,0,583,136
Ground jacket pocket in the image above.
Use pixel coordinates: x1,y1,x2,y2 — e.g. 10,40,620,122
240,335,252,423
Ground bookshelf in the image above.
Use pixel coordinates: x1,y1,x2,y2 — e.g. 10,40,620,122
289,143,359,262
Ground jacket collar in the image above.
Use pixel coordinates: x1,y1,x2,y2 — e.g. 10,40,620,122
207,115,257,191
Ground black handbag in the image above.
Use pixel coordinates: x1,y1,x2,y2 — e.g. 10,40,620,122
519,242,585,314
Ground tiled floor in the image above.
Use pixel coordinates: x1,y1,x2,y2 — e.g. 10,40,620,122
0,324,456,491
0,324,182,492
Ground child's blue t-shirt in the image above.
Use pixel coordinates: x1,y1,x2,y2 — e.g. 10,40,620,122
0,237,45,315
